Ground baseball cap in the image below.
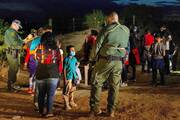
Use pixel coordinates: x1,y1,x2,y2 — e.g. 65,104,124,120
12,19,22,29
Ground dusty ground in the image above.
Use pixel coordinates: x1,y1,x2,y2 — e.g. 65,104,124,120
0,31,180,120
0,65,180,120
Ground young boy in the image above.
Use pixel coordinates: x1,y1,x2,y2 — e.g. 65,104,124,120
150,34,166,86
63,45,78,110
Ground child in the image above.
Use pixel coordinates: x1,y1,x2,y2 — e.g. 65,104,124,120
63,45,79,110
142,30,154,73
23,33,36,94
150,33,166,86
56,39,64,89
121,43,130,87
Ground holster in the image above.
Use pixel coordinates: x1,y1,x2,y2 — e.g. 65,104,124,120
6,48,19,58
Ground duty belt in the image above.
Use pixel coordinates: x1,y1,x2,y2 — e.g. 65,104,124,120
99,55,123,61
6,48,20,58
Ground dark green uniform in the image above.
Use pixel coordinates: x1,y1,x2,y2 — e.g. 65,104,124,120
90,22,129,113
4,28,23,91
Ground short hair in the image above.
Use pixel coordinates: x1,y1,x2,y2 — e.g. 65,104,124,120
43,25,52,31
107,11,119,22
145,29,151,33
161,25,166,28
66,45,74,53
107,11,118,17
91,29,98,36
37,27,44,36
31,29,37,36
154,33,162,38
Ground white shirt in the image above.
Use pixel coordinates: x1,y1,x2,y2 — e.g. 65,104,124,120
59,49,63,55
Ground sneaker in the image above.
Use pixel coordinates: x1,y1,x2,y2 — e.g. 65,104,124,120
27,88,33,94
57,87,61,90
39,113,45,117
31,93,35,96
34,103,39,112
89,109,102,117
121,83,128,87
65,105,72,111
12,85,21,90
45,113,54,118
107,111,115,117
70,102,77,108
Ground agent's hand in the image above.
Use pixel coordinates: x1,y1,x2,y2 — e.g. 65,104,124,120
118,48,126,51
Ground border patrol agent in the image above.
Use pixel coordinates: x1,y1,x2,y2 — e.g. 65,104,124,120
4,20,23,92
89,12,130,117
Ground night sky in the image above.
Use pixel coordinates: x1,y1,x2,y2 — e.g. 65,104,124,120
0,0,179,33
113,0,180,6
0,0,179,19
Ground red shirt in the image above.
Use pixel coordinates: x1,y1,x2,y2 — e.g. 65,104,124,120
144,33,154,46
87,35,96,46
24,47,30,64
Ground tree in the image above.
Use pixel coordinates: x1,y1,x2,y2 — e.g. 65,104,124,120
0,19,9,64
84,10,105,29
0,19,9,43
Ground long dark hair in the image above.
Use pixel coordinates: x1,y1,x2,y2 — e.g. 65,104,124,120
41,32,57,50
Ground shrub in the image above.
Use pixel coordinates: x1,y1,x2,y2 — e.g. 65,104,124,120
84,10,105,29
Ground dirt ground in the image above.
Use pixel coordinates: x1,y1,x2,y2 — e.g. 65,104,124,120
0,65,180,120
0,31,180,120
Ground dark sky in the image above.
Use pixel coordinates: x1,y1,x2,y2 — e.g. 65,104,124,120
0,0,117,20
0,0,119,32
0,0,179,33
113,0,180,6
1,0,179,20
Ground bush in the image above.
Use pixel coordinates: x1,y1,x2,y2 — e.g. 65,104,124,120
0,19,9,60
84,10,105,29
0,19,9,42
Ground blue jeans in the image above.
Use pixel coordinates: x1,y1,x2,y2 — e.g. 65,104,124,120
36,78,58,114
152,59,165,85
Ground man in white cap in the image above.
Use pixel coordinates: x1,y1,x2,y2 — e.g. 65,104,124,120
4,19,23,92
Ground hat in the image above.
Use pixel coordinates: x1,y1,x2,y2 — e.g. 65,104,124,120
12,19,22,29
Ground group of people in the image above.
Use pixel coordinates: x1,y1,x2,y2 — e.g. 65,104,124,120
84,21,179,88
3,11,178,118
121,25,178,87
4,20,81,117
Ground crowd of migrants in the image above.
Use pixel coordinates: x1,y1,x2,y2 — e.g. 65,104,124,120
3,12,178,118
84,26,178,87
4,20,82,117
